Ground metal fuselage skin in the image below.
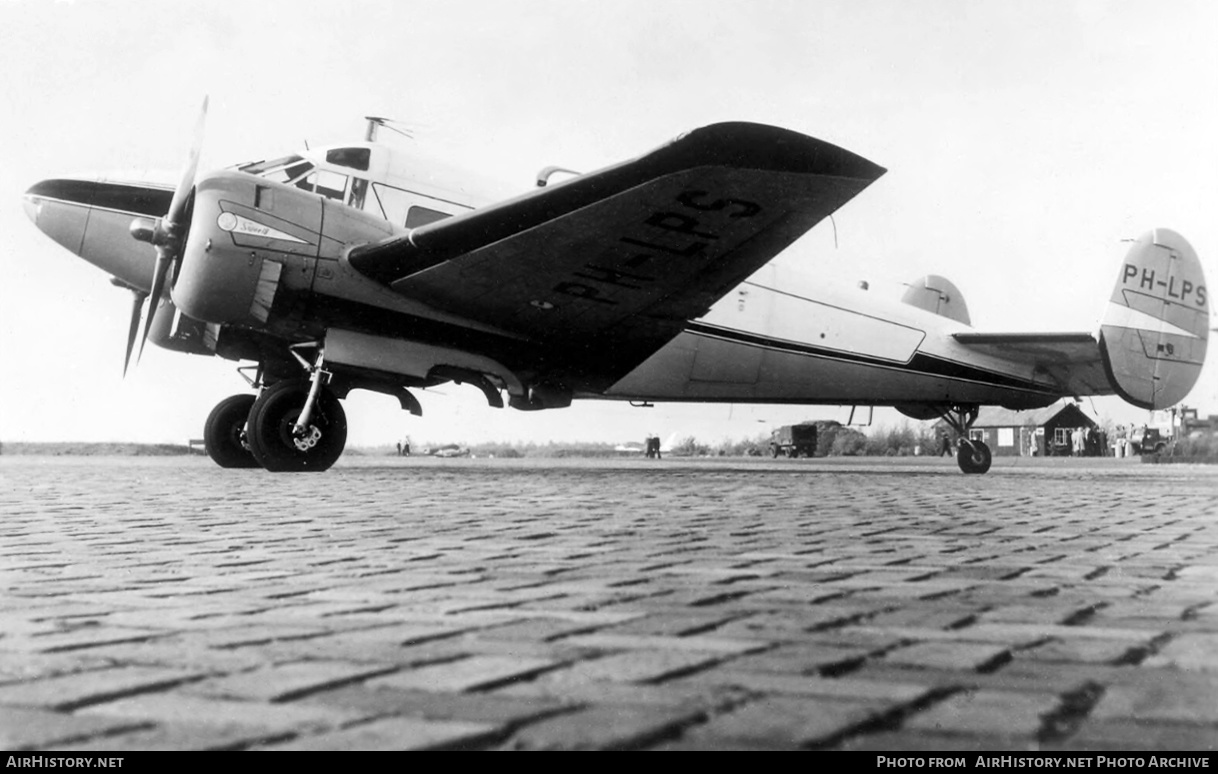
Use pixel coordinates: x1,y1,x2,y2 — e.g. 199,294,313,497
24,141,1065,412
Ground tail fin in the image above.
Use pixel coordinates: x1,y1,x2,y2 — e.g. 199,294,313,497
1100,228,1208,410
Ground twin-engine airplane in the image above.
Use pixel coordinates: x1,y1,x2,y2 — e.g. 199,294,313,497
23,102,1209,474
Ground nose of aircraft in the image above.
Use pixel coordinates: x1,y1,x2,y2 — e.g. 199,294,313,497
21,178,167,291
22,189,41,225
23,179,92,256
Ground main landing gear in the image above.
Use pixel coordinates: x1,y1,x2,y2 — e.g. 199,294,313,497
203,394,259,468
938,404,992,475
202,344,348,473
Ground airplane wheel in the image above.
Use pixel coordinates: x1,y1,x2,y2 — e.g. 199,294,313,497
203,394,259,469
247,379,347,472
957,440,992,475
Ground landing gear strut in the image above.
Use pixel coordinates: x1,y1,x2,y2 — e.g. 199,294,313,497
938,404,992,475
242,345,346,472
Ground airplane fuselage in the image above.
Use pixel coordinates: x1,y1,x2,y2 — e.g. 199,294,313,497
30,117,1201,474
24,146,1065,415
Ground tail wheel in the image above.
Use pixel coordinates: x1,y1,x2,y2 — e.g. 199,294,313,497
957,440,992,475
247,379,347,472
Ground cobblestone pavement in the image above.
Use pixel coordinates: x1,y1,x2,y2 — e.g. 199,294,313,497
1,455,1216,751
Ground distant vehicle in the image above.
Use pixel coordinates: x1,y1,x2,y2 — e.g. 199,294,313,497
771,424,818,458
1130,427,1169,455
424,444,470,458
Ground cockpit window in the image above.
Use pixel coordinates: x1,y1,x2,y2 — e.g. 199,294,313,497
296,169,349,202
325,147,371,171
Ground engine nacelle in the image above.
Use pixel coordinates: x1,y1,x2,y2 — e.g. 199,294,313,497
147,297,215,356
894,403,943,421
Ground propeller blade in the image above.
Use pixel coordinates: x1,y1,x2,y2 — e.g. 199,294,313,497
166,95,208,227
123,288,148,377
136,247,173,364
132,96,207,368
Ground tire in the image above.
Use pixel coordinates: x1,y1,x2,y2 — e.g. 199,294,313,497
957,440,993,474
247,379,347,472
203,394,259,469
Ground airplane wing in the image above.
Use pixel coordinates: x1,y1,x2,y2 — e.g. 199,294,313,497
348,122,885,387
951,332,1114,397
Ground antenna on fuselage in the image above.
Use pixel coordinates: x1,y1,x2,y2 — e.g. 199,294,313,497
365,116,415,143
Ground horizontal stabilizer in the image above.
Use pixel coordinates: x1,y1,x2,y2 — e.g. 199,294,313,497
952,332,1110,397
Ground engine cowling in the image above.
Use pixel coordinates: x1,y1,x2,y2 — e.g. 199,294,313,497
173,171,325,327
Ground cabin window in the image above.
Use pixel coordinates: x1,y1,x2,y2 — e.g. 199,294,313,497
371,182,462,227
1054,428,1069,445
405,206,450,228
326,147,371,171
370,183,408,223
969,429,985,443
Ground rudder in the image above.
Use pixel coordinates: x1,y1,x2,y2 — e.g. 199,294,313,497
1100,228,1208,410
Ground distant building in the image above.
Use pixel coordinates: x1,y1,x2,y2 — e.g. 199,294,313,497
937,400,1100,457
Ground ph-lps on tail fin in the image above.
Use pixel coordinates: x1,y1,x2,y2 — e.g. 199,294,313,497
1100,229,1208,410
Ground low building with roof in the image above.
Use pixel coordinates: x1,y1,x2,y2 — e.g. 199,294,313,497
936,400,1101,457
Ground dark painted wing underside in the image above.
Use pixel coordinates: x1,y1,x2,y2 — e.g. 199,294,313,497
347,122,885,385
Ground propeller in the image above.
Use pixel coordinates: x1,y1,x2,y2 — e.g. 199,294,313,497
122,288,148,377
126,96,208,373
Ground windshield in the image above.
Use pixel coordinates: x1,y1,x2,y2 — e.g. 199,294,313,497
236,155,315,185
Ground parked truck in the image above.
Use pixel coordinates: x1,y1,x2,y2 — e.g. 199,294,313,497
771,424,818,458
1129,426,1170,455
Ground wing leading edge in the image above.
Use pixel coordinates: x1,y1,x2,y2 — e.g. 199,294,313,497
346,123,885,387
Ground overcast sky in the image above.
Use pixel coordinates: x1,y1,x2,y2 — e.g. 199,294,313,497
1,0,1215,447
